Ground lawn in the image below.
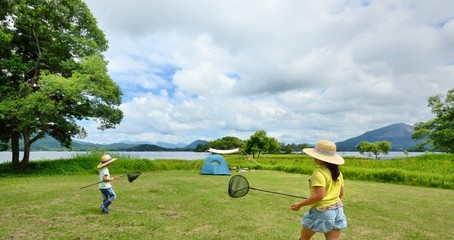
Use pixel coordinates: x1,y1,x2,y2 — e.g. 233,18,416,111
1,170,453,239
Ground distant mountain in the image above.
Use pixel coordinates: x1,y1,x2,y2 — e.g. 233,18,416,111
72,140,140,150
123,144,168,151
336,123,422,151
20,135,206,151
121,140,209,151
12,124,422,152
155,142,187,149
21,136,111,151
184,140,208,149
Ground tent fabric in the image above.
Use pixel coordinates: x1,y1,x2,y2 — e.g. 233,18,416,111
207,148,240,154
200,154,231,175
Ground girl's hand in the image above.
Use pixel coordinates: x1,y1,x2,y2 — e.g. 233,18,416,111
290,202,302,211
113,176,120,180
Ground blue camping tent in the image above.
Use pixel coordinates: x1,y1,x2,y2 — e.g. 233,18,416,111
200,154,231,175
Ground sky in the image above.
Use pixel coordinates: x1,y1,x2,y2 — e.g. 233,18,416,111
80,0,454,146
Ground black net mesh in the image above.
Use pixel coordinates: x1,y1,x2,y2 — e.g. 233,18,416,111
228,175,250,198
127,172,142,183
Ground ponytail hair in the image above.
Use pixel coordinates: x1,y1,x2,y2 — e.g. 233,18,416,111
326,163,340,181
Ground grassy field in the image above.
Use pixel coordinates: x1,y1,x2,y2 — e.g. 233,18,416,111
1,170,454,239
224,153,454,189
2,151,453,189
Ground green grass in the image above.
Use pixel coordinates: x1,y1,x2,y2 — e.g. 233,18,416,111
1,170,454,239
0,151,192,176
1,152,453,190
224,153,454,189
0,152,453,239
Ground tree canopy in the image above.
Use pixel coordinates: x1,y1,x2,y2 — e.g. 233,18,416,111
207,136,245,150
194,135,311,155
356,141,391,159
244,130,280,158
280,142,312,154
0,0,123,169
412,89,454,153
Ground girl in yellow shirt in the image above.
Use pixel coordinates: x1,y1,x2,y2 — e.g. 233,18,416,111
291,140,347,240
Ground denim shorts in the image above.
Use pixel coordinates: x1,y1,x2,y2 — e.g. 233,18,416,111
302,207,347,233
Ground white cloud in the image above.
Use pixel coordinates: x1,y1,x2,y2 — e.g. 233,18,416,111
81,0,454,145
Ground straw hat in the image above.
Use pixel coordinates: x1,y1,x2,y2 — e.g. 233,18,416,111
303,140,344,165
97,154,117,169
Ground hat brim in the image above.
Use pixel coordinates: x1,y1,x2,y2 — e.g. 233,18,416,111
97,158,117,169
303,148,344,165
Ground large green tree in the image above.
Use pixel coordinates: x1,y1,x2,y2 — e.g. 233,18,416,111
0,0,123,169
356,141,391,159
412,89,454,153
280,142,312,154
244,130,280,158
207,136,245,150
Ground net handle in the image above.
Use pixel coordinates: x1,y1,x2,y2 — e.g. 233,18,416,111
79,172,141,189
249,187,306,199
228,175,306,199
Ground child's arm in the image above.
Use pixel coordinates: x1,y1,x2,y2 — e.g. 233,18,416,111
103,175,120,182
290,186,325,211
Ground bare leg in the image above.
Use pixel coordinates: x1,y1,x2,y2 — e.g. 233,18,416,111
324,229,341,240
301,227,316,240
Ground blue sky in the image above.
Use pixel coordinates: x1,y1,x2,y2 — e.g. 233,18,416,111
81,0,454,145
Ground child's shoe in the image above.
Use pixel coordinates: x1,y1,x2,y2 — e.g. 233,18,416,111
101,204,109,214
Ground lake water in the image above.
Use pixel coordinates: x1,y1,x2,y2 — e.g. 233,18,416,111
0,151,211,164
0,150,427,163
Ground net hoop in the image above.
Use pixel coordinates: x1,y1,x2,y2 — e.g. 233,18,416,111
227,174,307,199
228,175,250,198
127,172,142,183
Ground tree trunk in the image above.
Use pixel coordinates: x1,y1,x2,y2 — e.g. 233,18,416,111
19,133,31,170
11,131,20,168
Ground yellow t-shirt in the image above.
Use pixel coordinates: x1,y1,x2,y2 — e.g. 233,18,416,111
309,166,344,210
